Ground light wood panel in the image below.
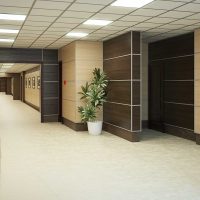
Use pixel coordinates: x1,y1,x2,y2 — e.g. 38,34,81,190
60,41,103,126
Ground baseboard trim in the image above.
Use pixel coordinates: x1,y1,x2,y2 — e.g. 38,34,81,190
63,118,87,131
196,134,200,145
142,120,148,129
164,124,196,141
103,123,139,142
24,100,40,111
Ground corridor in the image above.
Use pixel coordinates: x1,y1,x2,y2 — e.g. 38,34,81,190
0,93,200,200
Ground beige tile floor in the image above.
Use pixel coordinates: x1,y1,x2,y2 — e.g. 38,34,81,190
0,92,200,200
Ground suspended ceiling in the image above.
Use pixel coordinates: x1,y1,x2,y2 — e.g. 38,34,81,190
0,0,200,49
0,63,39,73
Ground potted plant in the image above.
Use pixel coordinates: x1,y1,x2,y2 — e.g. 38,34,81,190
78,68,108,135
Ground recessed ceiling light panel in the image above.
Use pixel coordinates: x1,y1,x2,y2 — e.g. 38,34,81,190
66,32,88,38
2,63,14,69
0,29,19,34
0,14,26,21
83,20,113,26
0,38,14,43
111,0,154,8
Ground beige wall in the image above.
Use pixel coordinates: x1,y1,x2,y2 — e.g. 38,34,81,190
59,41,103,123
194,29,200,134
142,42,148,121
25,67,40,110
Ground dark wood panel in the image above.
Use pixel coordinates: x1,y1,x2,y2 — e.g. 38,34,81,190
0,78,6,92
42,99,59,115
164,56,194,80
164,124,196,141
196,134,200,145
103,32,131,59
164,81,194,104
132,55,140,79
132,32,140,54
132,81,140,105
0,48,42,63
149,33,194,61
103,102,131,130
43,115,59,122
132,106,141,131
107,81,131,104
149,61,163,123
103,123,139,142
43,82,59,98
43,49,58,64
13,74,20,100
104,55,131,80
164,103,194,130
63,118,87,131
6,78,11,95
42,64,59,81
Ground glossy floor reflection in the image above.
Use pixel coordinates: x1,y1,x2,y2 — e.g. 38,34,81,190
0,93,200,200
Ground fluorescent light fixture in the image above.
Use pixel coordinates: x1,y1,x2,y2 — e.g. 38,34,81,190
2,65,13,69
66,32,88,38
0,29,19,34
0,14,26,21
111,0,154,8
83,20,113,26
0,38,14,43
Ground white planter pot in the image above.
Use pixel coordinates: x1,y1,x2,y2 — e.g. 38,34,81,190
87,121,103,136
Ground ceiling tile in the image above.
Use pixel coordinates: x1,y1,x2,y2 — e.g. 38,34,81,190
187,13,200,20
24,21,51,26
68,3,104,12
91,13,122,20
51,22,77,28
0,0,34,7
0,6,29,14
170,18,199,25
61,10,94,18
30,8,63,16
27,15,57,22
100,6,135,14
159,11,193,18
34,1,70,10
56,17,85,24
76,0,113,5
22,25,47,31
111,21,138,27
133,22,161,29
176,3,200,12
159,23,186,29
130,9,166,17
120,15,151,22
147,17,177,24
143,1,184,10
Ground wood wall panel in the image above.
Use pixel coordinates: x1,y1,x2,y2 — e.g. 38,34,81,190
106,81,131,104
164,103,194,130
60,41,103,127
103,31,141,142
6,78,11,95
194,29,200,138
132,55,140,79
0,78,6,92
103,32,131,59
104,102,131,130
164,81,194,104
132,81,140,105
164,56,194,80
149,33,194,60
149,33,195,140
104,55,131,80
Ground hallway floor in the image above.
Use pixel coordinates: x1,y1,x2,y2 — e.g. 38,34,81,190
0,93,200,200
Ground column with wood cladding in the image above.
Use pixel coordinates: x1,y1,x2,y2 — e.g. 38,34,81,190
103,31,141,142
194,29,200,144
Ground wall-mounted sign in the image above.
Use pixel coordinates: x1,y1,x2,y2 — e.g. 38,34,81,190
64,80,66,85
